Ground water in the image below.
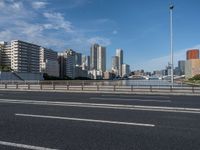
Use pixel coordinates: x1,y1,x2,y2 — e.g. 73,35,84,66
85,79,182,87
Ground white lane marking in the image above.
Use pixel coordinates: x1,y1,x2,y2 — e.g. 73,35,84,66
15,113,155,127
0,141,58,150
0,99,200,114
101,95,170,99
90,97,171,103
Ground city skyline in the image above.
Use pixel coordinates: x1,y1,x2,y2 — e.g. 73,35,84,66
0,0,200,71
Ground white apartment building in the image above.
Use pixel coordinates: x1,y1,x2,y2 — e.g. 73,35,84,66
11,40,40,73
40,47,59,77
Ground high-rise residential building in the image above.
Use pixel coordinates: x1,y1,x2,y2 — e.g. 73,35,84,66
122,64,130,77
75,53,82,66
82,55,90,70
40,47,59,77
116,48,123,77
112,56,119,75
11,40,40,73
90,43,99,70
185,59,200,78
178,60,185,75
0,42,11,68
97,46,106,72
186,49,199,60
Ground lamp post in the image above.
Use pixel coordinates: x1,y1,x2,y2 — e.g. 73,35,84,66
169,3,174,85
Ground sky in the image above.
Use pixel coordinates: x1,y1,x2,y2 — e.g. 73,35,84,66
0,0,200,72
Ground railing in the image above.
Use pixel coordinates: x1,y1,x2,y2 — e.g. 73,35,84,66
0,82,199,95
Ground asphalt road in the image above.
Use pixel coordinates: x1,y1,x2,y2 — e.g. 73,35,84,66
0,91,200,150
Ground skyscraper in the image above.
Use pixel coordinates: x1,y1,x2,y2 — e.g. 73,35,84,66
82,55,90,70
90,43,99,70
75,53,82,66
122,64,130,77
97,46,106,72
116,48,123,77
178,60,185,75
112,56,119,75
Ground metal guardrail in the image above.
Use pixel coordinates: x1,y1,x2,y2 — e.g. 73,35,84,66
0,83,200,95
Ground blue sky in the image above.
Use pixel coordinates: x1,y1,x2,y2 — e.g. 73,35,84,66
0,0,200,72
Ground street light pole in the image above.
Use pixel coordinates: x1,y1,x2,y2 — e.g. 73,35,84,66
170,3,174,85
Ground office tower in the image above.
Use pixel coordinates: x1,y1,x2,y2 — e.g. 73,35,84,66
82,55,90,70
58,52,66,79
10,40,40,73
65,49,76,79
97,46,106,72
90,43,99,70
122,64,130,77
186,49,199,60
75,53,82,66
58,49,77,79
116,48,123,77
112,56,119,74
178,60,185,75
0,42,11,68
40,47,59,77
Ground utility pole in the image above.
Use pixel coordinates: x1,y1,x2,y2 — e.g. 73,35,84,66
169,3,174,85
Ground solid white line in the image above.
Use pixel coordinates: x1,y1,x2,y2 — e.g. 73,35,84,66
15,113,155,127
101,95,170,99
1,99,200,114
0,141,58,150
90,97,171,103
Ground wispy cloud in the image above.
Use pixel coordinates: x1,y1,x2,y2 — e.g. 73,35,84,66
0,0,111,51
65,0,91,9
43,12,74,32
88,37,111,46
32,1,48,9
112,30,118,35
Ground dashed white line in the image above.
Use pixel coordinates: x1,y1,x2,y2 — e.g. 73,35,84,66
15,113,155,127
0,141,58,150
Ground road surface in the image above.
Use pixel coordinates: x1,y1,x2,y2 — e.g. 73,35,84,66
0,91,200,150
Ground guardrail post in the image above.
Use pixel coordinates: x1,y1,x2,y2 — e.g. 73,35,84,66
131,85,133,92
67,82,69,90
40,84,42,90
5,83,7,89
97,85,99,91
150,85,152,92
28,83,30,90
170,85,172,92
16,83,18,89
113,85,116,91
53,83,55,90
192,86,195,94
81,82,84,91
